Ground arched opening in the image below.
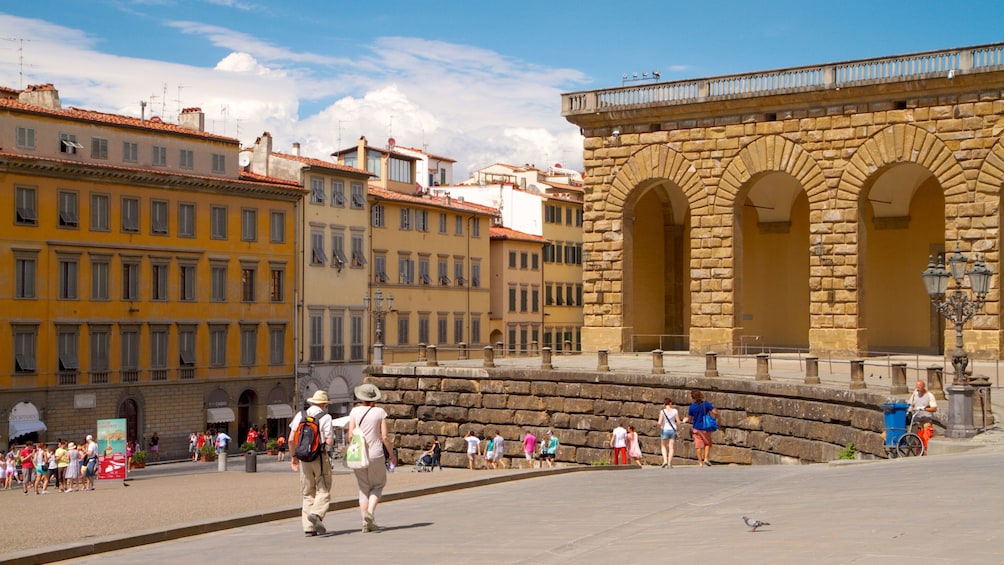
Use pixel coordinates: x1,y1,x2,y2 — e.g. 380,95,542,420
624,181,690,351
265,385,292,442
237,389,257,446
737,172,810,351
861,163,944,354
117,398,139,445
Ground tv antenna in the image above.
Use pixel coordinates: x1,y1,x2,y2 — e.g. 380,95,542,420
2,37,34,89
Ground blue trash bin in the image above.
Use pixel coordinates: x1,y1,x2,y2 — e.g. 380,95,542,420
882,401,910,446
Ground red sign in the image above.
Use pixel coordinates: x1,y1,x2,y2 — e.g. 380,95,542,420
99,453,127,481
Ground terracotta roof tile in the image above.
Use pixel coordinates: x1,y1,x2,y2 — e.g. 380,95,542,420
272,152,372,177
490,226,546,243
369,186,497,216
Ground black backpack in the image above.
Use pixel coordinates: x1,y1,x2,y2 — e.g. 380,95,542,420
293,413,322,462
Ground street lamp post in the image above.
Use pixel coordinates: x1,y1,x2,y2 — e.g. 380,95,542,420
921,244,993,438
363,289,393,366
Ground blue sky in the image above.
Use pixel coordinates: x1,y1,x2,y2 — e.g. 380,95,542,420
0,1,1000,174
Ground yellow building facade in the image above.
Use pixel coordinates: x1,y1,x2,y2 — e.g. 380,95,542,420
542,195,585,352
489,226,545,354
0,85,301,454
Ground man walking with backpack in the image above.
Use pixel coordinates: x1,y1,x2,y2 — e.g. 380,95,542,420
289,390,334,537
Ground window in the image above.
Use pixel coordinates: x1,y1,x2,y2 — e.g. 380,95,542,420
508,251,517,269
331,180,346,206
566,207,573,225
471,317,481,344
532,287,540,312
567,283,575,306
90,327,110,375
351,234,367,267
240,325,257,365
419,257,431,285
269,326,285,365
58,191,79,228
150,327,168,372
122,261,140,300
398,257,414,285
543,243,554,263
15,256,36,299
212,153,226,173
532,253,539,270
472,217,481,237
438,213,447,234
152,146,167,166
576,209,584,226
121,197,139,232
90,258,109,300
56,331,79,377
210,325,227,367
330,313,344,361
520,252,528,269
332,233,347,267
454,261,466,286
270,268,284,302
60,132,82,154
556,285,564,306
388,156,412,183
455,216,463,235
508,329,516,354
16,126,35,149
508,287,516,312
520,288,528,312
351,182,365,209
437,316,448,344
151,263,168,301
179,326,196,367
374,256,388,283
151,200,168,234
59,258,78,299
438,260,450,285
397,315,410,345
350,314,363,361
179,203,195,237
270,211,285,243
91,137,109,159
211,206,227,239
371,204,385,227
576,284,583,306
179,149,194,169
211,264,227,302
545,204,558,224
309,314,324,361
310,177,325,204
241,208,257,241
418,316,430,345
241,266,256,302
15,186,37,225
121,327,139,377
311,232,327,265
13,326,37,373
400,208,412,230
180,264,196,301
123,141,138,163
451,316,462,344
546,284,553,306
416,209,429,232
520,327,528,354
471,263,481,288
90,193,109,231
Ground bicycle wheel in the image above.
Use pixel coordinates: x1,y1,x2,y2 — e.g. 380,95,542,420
897,433,925,457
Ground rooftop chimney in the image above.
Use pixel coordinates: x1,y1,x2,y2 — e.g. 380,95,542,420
292,142,301,156
178,107,205,132
19,83,61,110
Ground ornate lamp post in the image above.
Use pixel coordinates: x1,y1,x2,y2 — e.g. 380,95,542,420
921,244,992,438
363,289,393,366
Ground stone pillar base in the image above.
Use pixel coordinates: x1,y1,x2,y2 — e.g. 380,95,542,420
582,326,632,353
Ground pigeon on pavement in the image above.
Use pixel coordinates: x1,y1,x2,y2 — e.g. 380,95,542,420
743,516,770,532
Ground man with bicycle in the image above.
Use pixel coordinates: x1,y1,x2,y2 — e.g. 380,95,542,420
907,380,938,421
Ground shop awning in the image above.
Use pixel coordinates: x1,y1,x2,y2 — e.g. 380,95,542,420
10,419,47,440
206,407,235,423
266,404,293,419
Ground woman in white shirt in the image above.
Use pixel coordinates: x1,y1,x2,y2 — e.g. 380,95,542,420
347,383,397,533
657,397,681,468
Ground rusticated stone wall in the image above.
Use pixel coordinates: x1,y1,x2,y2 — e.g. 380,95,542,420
367,366,890,467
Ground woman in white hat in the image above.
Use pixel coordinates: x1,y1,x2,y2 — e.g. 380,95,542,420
347,383,396,532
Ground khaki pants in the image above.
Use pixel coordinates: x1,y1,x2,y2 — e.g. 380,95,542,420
299,456,331,531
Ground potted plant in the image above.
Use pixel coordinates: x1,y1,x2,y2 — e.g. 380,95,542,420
130,449,147,469
240,441,256,455
199,443,216,462
266,439,279,455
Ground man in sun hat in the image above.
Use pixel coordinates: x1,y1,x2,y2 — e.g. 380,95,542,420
288,390,334,537
347,382,397,532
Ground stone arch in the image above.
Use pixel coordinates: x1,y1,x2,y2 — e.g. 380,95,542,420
718,135,827,204
605,144,705,214
975,136,1004,199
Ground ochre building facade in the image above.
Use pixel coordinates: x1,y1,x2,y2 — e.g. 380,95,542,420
562,43,1004,358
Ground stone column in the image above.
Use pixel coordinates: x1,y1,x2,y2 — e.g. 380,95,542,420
849,359,866,390
564,340,573,354
704,352,718,378
755,353,770,381
483,346,495,368
926,366,946,400
426,345,439,367
531,340,539,355
890,362,908,395
458,342,468,360
541,347,553,370
417,343,427,362
652,349,665,375
804,356,820,385
495,341,504,358
597,349,610,372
